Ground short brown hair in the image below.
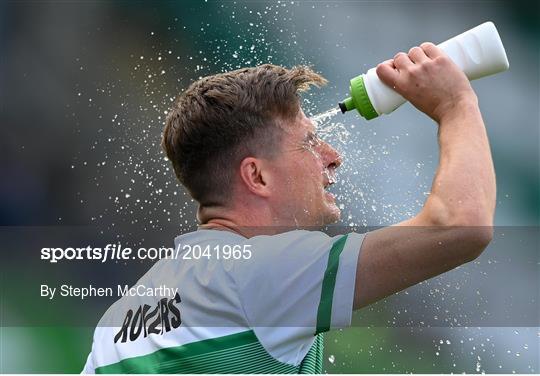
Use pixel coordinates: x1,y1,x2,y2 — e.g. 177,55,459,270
162,64,327,206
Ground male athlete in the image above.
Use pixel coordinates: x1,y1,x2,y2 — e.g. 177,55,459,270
82,43,495,373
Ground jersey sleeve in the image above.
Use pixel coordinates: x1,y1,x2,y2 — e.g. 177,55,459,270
231,230,365,366
81,347,95,373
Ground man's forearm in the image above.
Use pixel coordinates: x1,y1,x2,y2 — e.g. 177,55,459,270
422,95,496,227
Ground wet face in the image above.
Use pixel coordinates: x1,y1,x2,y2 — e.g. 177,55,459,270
269,108,342,227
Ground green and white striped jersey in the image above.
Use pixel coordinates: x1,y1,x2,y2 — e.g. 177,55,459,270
82,229,364,373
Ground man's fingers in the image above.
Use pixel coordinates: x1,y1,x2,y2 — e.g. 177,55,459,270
393,52,413,70
420,42,443,59
408,46,429,64
376,61,399,87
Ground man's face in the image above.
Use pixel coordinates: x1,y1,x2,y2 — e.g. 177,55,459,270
269,108,343,227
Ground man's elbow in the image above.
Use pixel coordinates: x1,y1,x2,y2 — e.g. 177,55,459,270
453,210,494,262
424,202,494,261
421,198,494,261
460,224,493,262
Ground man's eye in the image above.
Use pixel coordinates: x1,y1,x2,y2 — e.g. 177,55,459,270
306,133,321,146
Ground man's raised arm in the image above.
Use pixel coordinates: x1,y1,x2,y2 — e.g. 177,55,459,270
353,43,495,309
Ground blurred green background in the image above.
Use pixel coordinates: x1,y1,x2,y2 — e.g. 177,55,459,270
1,0,538,373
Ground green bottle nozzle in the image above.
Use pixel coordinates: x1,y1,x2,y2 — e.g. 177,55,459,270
338,97,355,113
338,75,379,120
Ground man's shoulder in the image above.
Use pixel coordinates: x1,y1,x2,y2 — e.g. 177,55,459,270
245,229,335,256
174,228,245,244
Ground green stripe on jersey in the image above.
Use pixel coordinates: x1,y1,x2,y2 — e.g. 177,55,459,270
315,234,348,334
95,330,324,374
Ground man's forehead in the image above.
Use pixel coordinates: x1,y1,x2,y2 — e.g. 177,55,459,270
292,109,316,134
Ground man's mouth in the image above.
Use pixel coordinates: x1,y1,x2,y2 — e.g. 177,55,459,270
323,168,337,190
324,187,336,202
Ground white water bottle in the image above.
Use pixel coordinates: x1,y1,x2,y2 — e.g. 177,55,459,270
339,21,510,120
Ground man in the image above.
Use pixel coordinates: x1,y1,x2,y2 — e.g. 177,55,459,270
82,43,494,373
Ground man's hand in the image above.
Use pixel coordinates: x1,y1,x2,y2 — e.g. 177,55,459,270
376,43,476,123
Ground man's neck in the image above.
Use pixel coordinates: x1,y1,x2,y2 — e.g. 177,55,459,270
197,205,296,238
199,221,301,238
198,219,248,238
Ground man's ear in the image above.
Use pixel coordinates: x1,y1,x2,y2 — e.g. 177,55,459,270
239,157,272,198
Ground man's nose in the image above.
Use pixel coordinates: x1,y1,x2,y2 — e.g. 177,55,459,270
322,142,342,169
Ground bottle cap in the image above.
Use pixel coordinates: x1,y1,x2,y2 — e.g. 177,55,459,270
349,75,379,120
338,75,379,120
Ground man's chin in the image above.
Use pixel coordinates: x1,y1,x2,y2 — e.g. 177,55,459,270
323,204,341,225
